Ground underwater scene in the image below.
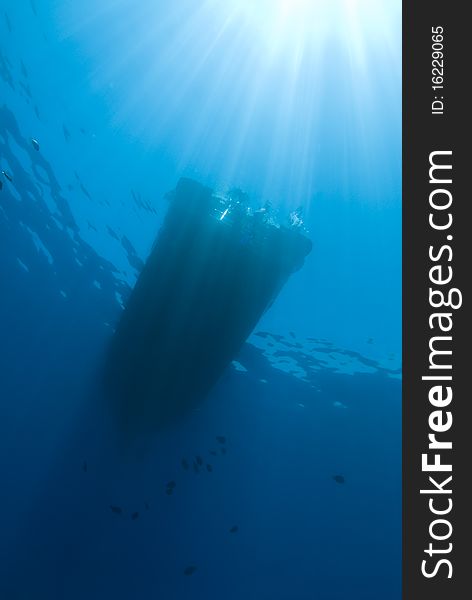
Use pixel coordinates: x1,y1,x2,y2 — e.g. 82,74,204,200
1,1,401,599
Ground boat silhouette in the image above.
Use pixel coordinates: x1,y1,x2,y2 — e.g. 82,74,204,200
106,178,312,432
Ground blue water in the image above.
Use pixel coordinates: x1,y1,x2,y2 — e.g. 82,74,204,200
0,1,401,599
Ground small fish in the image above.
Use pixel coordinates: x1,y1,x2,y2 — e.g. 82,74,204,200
131,512,139,520
110,505,123,515
181,459,189,471
80,183,91,199
2,170,12,182
0,181,3,191
107,226,120,241
193,461,200,473
184,565,197,576
206,464,213,473
20,81,32,99
289,331,296,338
82,461,87,473
166,481,176,489
229,525,239,533
4,12,12,33
62,124,71,142
209,450,217,457
216,436,226,445
144,502,150,511
195,456,203,466
333,475,345,484
31,138,39,151
34,105,40,120
220,447,227,455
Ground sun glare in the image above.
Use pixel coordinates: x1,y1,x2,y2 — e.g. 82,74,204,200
58,0,401,208
211,0,396,54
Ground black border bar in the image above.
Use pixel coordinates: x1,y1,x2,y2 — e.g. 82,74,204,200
403,2,470,598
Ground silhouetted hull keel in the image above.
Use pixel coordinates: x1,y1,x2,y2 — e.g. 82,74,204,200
106,178,312,433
